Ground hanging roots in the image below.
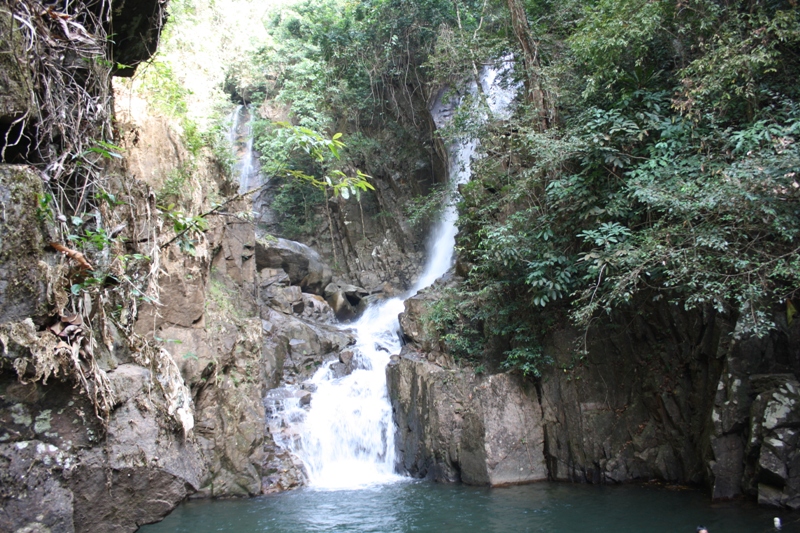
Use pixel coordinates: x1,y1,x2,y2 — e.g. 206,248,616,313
1,0,189,434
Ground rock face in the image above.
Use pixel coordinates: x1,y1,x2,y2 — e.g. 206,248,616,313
256,237,332,295
388,352,547,485
0,8,37,124
109,0,169,76
0,167,50,325
537,305,725,486
392,294,800,508
0,362,204,533
749,376,800,508
0,184,353,530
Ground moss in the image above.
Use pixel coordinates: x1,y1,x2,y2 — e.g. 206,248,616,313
0,166,48,323
33,409,51,433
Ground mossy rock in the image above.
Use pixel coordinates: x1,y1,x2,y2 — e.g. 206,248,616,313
0,6,37,122
0,165,49,324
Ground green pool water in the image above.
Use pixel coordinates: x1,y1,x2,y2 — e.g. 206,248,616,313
138,480,796,533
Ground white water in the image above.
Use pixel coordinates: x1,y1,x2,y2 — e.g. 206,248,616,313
228,104,261,194
265,59,518,491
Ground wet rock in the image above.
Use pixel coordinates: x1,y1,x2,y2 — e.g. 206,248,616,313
324,282,368,321
260,307,353,382
299,391,312,407
398,292,437,350
329,362,349,379
255,237,332,295
339,349,355,366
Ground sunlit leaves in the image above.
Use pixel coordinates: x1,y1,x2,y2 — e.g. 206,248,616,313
272,123,375,198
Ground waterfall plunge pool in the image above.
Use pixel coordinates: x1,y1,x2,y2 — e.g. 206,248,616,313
138,480,793,533
163,60,800,533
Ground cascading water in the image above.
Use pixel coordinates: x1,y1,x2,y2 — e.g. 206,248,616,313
266,58,518,491
228,104,261,194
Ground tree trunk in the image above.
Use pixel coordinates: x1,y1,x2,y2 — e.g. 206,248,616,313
506,0,551,131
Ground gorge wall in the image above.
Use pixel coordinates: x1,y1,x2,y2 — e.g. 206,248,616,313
390,292,800,508
0,0,439,531
2,1,799,532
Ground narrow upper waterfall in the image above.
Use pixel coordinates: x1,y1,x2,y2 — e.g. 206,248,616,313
228,104,261,194
419,56,519,290
265,58,518,491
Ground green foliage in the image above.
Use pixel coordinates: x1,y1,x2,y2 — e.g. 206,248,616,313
568,0,672,98
423,283,554,377
159,203,209,255
425,292,485,362
139,60,190,117
404,184,447,231
156,164,193,205
271,179,324,239
453,0,800,343
36,192,54,222
256,122,375,199
216,0,800,377
80,140,125,161
501,346,551,378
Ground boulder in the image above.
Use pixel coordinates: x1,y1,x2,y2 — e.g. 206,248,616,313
300,293,335,323
387,355,547,485
324,282,369,321
398,292,437,349
255,237,332,295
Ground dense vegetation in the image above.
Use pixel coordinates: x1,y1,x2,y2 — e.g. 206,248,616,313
222,0,800,376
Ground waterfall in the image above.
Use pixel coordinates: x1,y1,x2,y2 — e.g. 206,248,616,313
227,104,261,194
266,58,518,491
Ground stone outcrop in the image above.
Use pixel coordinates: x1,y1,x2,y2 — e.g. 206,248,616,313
108,0,169,76
0,167,51,325
388,351,547,485
324,281,370,321
392,293,800,508
749,376,800,508
256,237,332,295
0,360,204,533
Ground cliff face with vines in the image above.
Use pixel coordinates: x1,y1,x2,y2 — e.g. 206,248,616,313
1,1,395,529
0,1,269,531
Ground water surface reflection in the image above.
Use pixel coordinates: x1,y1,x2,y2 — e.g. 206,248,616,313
139,481,796,533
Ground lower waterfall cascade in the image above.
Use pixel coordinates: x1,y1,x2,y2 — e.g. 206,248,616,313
264,58,519,490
